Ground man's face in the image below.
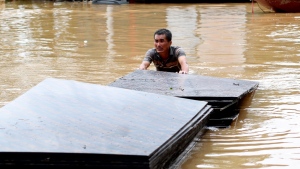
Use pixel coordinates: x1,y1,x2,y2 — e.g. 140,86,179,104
154,34,172,54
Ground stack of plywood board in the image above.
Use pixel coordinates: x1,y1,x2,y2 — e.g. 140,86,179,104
0,78,211,168
109,70,259,128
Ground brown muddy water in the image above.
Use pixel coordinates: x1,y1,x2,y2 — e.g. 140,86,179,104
1,1,300,168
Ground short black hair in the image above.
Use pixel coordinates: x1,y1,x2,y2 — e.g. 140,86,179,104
154,28,172,42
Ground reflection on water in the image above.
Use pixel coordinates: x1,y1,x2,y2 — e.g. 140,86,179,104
1,1,300,168
0,1,4,9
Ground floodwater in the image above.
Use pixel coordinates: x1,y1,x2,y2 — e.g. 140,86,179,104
1,0,300,168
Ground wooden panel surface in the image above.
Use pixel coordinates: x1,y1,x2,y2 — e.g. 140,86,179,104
0,78,210,157
109,70,259,99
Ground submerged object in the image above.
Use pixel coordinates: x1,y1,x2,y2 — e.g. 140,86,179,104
255,0,300,13
92,0,129,4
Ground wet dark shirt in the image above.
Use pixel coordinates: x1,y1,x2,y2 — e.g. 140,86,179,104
143,46,186,72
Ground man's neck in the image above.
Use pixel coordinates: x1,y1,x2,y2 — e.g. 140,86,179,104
159,49,170,60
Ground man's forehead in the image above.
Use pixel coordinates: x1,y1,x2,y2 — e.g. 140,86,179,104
154,34,166,40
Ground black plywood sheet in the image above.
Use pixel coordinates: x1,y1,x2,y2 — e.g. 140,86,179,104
0,78,211,168
108,70,259,99
108,70,259,128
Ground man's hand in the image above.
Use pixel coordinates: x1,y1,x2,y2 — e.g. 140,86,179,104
178,56,189,74
178,71,188,74
139,61,151,70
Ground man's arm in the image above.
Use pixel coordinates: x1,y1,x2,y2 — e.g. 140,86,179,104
139,61,151,70
178,56,189,74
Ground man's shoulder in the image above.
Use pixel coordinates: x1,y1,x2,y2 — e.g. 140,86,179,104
146,48,156,52
171,46,182,50
171,46,186,56
146,48,156,55
170,46,185,53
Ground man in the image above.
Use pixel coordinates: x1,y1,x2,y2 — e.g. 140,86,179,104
139,28,189,74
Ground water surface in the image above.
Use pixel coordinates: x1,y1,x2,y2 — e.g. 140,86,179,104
1,1,300,168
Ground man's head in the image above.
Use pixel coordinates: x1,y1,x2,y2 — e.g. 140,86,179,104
153,29,172,55
154,28,172,42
